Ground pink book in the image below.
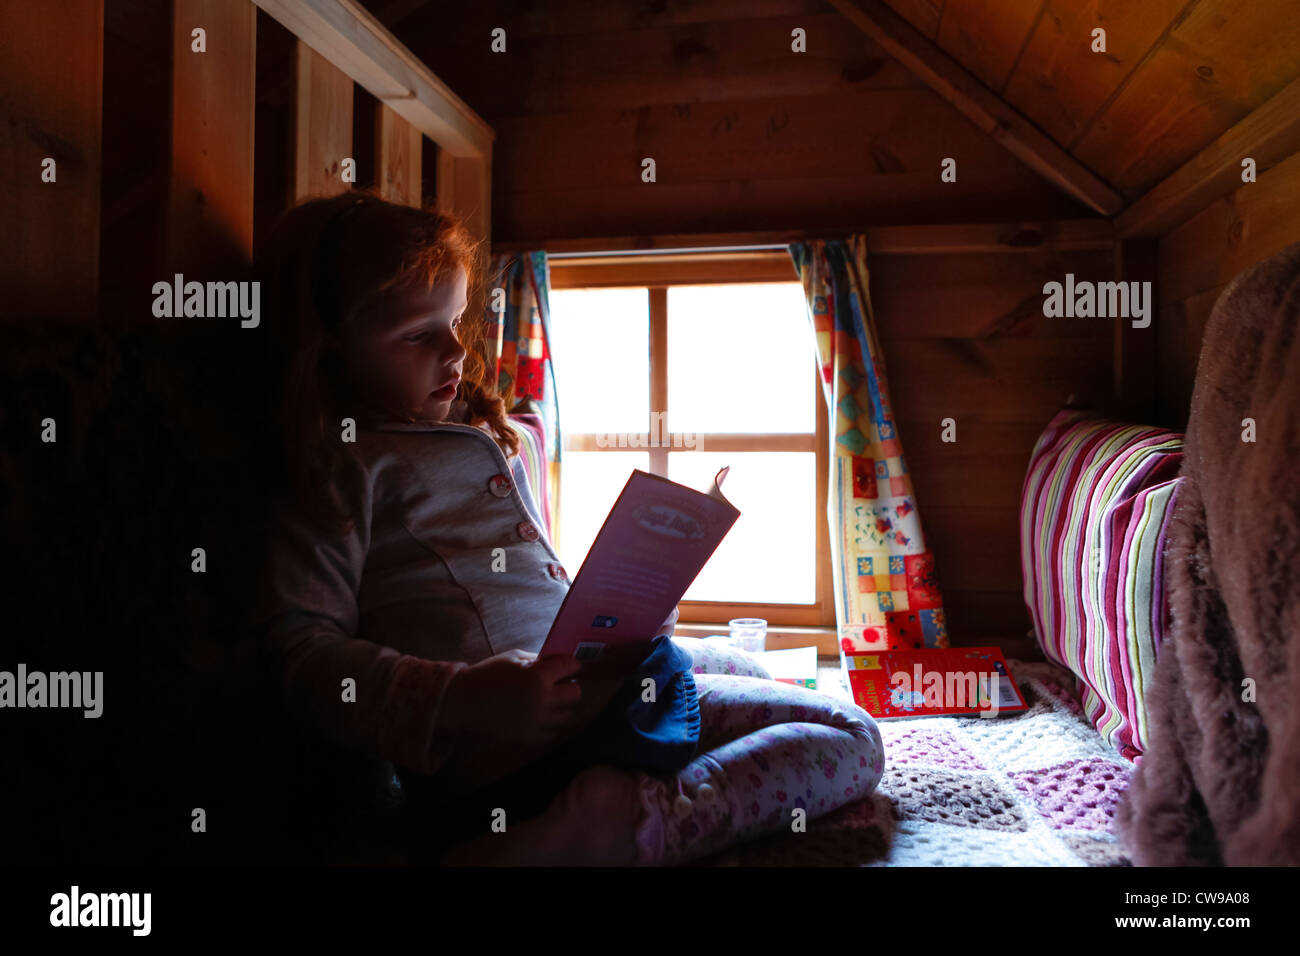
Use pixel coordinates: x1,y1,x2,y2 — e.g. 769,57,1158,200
539,466,740,681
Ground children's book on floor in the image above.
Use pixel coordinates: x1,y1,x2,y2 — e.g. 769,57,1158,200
540,466,740,679
753,645,819,689
843,647,1028,719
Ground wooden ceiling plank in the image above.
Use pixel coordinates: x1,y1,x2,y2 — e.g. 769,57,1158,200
253,0,493,158
1003,0,1189,148
935,0,1046,93
416,12,924,117
825,0,1124,215
880,0,944,39
493,219,1114,255
401,0,831,40
1072,0,1300,195
1116,75,1300,238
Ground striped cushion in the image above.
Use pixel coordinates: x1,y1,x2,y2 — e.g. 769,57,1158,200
506,414,552,537
1019,409,1185,763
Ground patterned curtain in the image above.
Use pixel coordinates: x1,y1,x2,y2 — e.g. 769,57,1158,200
788,236,949,656
484,251,562,532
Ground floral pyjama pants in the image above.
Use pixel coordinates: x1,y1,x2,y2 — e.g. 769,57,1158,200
625,637,885,864
426,637,885,865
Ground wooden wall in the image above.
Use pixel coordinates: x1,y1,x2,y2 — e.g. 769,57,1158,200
3,1,104,321
1155,149,1300,428
870,244,1114,649
881,0,1300,200
390,0,1091,244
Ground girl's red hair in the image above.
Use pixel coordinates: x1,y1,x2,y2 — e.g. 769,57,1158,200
253,188,519,535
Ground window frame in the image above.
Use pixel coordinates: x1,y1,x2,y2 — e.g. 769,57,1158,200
547,251,835,632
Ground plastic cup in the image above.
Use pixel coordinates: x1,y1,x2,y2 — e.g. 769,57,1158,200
728,618,767,654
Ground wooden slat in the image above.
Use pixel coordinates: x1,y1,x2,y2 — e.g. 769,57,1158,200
252,0,493,159
493,90,1067,197
496,169,1083,244
1111,239,1158,421
1157,147,1300,304
880,0,943,39
1073,0,1300,195
870,248,1113,339
402,12,922,117
1,1,103,320
292,40,353,202
550,252,796,289
167,0,256,277
648,288,669,476
825,0,1124,215
939,589,1035,645
1004,0,1188,148
1153,142,1300,428
866,219,1113,254
1116,76,1300,238
1154,285,1223,429
936,0,1045,93
437,145,492,369
252,8,296,251
375,103,421,206
880,335,1113,425
501,220,1113,256
895,419,1049,499
402,0,830,39
921,506,1026,593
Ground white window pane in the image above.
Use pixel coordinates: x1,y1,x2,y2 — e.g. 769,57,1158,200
549,288,648,433
668,283,816,434
557,451,650,573
668,451,817,605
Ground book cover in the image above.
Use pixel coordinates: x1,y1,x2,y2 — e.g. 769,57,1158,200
843,647,1028,719
540,466,740,679
754,646,819,689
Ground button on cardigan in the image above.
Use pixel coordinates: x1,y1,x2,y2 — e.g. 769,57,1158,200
254,399,569,778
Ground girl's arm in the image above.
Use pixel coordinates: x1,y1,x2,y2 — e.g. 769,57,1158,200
254,461,467,778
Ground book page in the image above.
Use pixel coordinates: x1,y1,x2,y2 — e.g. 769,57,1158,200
540,468,740,674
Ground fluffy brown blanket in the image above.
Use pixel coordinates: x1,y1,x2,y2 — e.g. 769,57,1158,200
1116,240,1300,865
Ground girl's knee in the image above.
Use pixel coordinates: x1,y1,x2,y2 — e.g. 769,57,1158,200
672,636,772,680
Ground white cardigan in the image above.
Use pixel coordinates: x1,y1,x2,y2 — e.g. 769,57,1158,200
254,399,569,777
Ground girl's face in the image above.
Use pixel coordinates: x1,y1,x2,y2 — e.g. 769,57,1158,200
341,267,469,423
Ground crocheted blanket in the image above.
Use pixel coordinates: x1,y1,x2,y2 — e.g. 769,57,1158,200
694,659,1134,866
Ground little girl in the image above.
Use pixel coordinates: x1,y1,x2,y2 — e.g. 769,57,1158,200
252,189,885,866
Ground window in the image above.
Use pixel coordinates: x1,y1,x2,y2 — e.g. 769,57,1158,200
547,252,833,631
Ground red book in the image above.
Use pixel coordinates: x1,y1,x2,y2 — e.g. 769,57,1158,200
843,647,1028,719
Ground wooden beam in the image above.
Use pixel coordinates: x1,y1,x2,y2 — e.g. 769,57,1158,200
1116,77,1300,239
1,0,103,320
824,0,1124,216
494,220,1114,256
167,0,256,276
291,40,353,202
252,0,493,159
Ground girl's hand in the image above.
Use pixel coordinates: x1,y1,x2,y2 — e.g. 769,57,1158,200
441,649,584,746
658,605,680,638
